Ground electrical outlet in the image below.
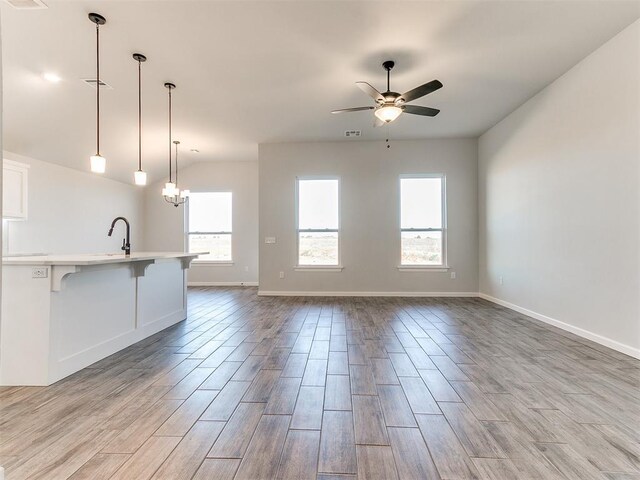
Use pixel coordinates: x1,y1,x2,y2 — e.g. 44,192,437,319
499,275,504,285
279,271,285,279
450,271,456,279
32,267,48,278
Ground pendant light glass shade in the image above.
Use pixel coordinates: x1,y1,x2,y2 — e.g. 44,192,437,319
163,182,177,197
374,105,403,123
90,155,106,173
134,170,147,186
88,13,106,173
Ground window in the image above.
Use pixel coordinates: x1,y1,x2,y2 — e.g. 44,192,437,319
187,192,232,262
297,178,339,266
400,175,446,266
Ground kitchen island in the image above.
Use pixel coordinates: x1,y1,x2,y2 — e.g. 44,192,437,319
1,252,202,386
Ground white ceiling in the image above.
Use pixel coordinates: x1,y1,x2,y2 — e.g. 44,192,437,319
2,1,639,184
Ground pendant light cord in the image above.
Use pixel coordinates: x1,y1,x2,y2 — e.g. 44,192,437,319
138,59,142,171
169,87,173,183
175,142,179,188
168,86,173,183
96,22,100,155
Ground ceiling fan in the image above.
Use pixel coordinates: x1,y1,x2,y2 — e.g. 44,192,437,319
332,60,443,126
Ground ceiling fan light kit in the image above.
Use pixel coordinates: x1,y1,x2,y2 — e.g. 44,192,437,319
375,105,403,123
332,60,443,125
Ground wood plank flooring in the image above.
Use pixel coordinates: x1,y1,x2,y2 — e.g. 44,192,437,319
1,286,639,479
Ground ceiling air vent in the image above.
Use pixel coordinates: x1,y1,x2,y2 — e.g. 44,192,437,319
3,0,47,9
81,78,113,90
344,130,361,138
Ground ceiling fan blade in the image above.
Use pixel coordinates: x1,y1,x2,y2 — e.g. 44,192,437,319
373,116,384,127
403,105,440,117
331,106,375,114
356,82,384,103
399,79,443,103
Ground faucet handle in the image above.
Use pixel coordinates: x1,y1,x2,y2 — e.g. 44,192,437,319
121,238,126,251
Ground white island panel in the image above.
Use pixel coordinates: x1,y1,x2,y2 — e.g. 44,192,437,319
1,252,201,386
50,265,137,381
1,265,51,385
138,260,186,328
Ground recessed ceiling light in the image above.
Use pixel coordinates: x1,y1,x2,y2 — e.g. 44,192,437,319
43,72,61,83
4,0,48,10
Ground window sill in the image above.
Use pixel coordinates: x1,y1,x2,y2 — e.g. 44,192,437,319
192,261,234,266
295,265,344,272
397,265,449,272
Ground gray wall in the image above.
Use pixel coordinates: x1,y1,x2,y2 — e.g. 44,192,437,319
3,151,144,255
143,161,259,285
259,139,478,294
479,20,640,355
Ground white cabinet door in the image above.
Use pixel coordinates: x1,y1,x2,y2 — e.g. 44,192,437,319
3,160,29,220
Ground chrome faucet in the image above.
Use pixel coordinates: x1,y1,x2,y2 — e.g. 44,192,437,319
108,217,131,256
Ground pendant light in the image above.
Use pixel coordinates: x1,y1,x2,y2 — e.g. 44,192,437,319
164,141,189,207
133,53,147,185
88,13,107,173
161,83,177,197
162,83,189,206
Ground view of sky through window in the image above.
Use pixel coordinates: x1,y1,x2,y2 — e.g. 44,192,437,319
188,192,233,262
298,179,339,265
401,177,442,229
401,177,444,265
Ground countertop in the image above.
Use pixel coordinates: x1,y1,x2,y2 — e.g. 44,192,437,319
2,252,206,266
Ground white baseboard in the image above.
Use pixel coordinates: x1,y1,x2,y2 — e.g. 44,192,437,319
188,281,259,287
257,291,479,298
479,293,640,360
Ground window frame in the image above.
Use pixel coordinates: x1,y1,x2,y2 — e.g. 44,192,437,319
186,191,234,265
294,175,342,271
398,174,448,270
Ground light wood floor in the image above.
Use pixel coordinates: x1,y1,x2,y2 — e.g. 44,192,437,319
1,288,639,480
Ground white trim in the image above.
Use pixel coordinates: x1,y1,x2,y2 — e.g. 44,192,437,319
188,281,258,287
479,293,640,360
397,266,449,272
294,266,344,272
258,291,478,297
192,261,234,266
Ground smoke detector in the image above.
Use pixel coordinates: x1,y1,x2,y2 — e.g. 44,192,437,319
344,130,361,138
3,0,47,9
